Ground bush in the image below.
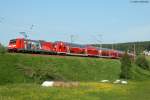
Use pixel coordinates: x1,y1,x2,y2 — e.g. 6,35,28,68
32,67,65,83
120,52,132,79
0,45,6,54
135,55,150,70
16,64,65,83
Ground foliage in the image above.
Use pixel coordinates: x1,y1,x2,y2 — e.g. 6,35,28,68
135,55,150,70
120,52,132,79
16,64,65,83
0,45,6,54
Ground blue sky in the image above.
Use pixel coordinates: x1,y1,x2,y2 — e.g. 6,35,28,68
0,0,150,45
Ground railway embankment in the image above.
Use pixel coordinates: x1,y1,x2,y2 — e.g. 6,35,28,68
0,53,150,85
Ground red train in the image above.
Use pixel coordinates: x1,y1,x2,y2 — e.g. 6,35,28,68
7,38,134,59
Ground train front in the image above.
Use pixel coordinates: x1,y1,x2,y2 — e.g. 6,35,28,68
7,39,18,52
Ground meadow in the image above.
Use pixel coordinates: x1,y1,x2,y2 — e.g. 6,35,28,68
0,81,150,100
0,53,150,100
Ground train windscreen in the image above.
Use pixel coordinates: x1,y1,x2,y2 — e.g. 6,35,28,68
9,39,16,44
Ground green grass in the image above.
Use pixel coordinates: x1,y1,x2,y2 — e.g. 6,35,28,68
0,53,121,84
0,81,150,100
1,53,150,100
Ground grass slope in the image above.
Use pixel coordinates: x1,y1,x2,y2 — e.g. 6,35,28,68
1,53,150,100
0,53,120,84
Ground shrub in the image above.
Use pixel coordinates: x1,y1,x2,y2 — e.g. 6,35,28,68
120,52,132,79
32,67,65,83
16,64,65,83
135,55,150,70
0,45,6,54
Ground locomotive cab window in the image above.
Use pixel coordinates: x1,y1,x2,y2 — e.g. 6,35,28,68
9,39,16,45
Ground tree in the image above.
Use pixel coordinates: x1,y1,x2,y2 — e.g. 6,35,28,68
120,52,132,79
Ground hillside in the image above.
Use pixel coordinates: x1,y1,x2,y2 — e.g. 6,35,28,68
0,53,150,100
1,53,150,85
0,53,121,85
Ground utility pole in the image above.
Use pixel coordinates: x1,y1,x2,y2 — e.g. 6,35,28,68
19,24,35,39
134,44,136,60
112,41,115,50
70,35,74,44
98,34,103,49
91,34,103,49
19,32,28,39
95,34,103,49
112,43,114,50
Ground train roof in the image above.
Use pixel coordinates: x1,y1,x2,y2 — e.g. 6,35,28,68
63,42,87,48
10,38,41,43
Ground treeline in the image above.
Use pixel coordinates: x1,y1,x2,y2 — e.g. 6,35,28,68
93,41,150,55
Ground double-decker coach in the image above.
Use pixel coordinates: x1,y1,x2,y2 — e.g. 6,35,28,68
7,38,134,59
